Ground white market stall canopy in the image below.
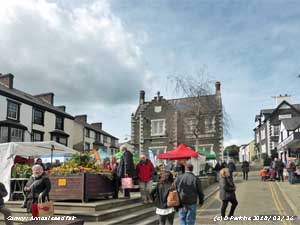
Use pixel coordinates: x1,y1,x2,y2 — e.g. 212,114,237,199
0,141,78,202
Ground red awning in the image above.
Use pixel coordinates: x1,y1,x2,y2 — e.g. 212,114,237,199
157,144,199,160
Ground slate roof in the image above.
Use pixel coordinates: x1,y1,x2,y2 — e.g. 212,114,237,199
75,121,118,140
281,117,300,131
0,84,73,119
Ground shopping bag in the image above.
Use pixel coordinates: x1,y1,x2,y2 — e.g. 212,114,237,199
121,177,133,189
31,203,39,217
38,195,54,217
167,184,180,207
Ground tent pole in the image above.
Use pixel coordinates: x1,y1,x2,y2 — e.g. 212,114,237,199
51,145,54,167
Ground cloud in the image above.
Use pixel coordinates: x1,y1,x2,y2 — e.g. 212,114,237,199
0,0,150,106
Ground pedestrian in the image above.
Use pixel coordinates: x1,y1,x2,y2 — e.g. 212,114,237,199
259,168,267,181
24,164,51,217
227,160,236,178
175,163,204,225
272,158,278,180
35,158,47,171
166,161,175,171
268,167,276,181
214,161,221,182
117,145,136,198
219,168,238,218
105,156,119,199
241,160,250,180
174,161,185,175
286,159,296,184
136,154,154,204
0,182,13,225
150,171,175,225
276,159,285,182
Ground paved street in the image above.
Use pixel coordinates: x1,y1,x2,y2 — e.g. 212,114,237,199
194,171,300,225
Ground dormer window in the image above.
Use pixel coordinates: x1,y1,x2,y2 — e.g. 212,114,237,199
55,116,64,130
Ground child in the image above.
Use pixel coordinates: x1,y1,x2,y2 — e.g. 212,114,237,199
0,182,13,225
260,168,267,181
269,167,276,181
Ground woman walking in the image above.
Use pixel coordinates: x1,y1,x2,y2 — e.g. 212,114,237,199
150,171,175,225
219,168,238,218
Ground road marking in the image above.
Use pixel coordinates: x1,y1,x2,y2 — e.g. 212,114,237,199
269,182,292,225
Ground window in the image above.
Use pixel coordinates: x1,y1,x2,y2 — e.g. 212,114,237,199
85,128,90,138
95,133,101,142
32,130,44,142
51,134,68,146
151,119,166,136
55,116,64,130
7,101,20,120
0,126,8,143
103,135,107,143
85,142,90,151
205,117,215,133
184,118,196,134
33,109,44,125
10,128,23,142
272,125,280,136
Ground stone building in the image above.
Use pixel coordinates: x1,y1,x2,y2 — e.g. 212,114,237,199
131,82,223,160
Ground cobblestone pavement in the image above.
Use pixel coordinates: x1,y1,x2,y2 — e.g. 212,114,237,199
194,171,299,225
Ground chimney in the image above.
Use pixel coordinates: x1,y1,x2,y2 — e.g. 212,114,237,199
57,105,66,112
0,73,14,89
139,90,145,105
75,115,87,124
274,94,291,106
91,122,102,130
215,81,221,94
34,93,54,105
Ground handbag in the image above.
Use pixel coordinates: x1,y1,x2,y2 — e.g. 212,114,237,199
167,183,180,207
31,203,39,217
37,194,54,217
121,177,134,189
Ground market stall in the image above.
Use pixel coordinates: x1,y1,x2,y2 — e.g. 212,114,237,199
0,141,77,202
157,144,205,175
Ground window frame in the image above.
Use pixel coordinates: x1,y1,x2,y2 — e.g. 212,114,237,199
33,108,44,126
55,116,64,130
151,119,166,136
0,125,24,143
32,130,44,142
7,100,20,121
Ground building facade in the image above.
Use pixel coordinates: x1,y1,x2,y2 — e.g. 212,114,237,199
254,95,300,160
0,73,119,152
131,82,223,160
73,115,118,154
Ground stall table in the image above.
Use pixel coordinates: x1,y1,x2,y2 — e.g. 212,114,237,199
49,173,113,202
10,178,29,200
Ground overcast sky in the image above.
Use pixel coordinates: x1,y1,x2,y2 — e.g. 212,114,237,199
1,0,300,146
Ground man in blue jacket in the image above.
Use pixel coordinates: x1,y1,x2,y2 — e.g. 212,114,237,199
175,164,204,225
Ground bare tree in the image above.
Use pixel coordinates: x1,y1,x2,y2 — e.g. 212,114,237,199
167,67,231,152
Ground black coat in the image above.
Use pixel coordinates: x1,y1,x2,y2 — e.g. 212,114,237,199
228,162,236,172
219,176,236,201
25,173,51,212
150,182,173,209
117,150,136,178
0,182,8,207
241,161,250,172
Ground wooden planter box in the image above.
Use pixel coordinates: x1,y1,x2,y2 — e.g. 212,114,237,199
49,173,113,202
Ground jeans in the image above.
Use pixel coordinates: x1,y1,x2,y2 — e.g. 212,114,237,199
221,199,238,217
158,212,175,225
139,181,153,201
0,206,13,225
288,171,294,184
277,170,284,182
178,204,197,225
